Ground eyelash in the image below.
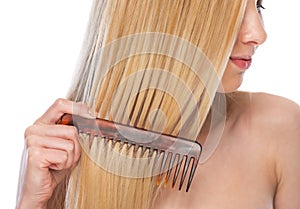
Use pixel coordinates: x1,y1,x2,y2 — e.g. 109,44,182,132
256,1,266,13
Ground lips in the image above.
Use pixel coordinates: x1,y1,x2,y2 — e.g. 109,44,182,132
230,57,252,70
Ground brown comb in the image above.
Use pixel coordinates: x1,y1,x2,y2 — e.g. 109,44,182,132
59,113,202,192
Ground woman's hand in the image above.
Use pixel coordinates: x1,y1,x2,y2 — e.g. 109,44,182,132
17,98,94,209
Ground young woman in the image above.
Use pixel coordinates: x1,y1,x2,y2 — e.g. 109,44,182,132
17,0,300,208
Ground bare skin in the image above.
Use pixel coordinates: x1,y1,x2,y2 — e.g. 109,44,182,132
153,92,300,209
153,2,300,207
17,0,300,208
17,99,91,209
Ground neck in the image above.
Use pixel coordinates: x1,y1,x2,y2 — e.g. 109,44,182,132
196,93,230,163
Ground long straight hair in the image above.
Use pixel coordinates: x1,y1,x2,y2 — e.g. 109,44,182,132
47,0,247,208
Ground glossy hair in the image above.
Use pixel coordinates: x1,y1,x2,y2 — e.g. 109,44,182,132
47,0,247,208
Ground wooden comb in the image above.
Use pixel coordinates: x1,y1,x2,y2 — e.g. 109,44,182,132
59,113,202,192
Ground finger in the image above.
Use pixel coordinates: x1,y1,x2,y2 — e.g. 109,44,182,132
46,149,71,171
26,135,78,169
27,147,69,171
35,99,74,125
35,98,95,125
25,125,81,164
25,124,78,140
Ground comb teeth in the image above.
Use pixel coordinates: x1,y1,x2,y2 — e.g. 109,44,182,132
59,113,202,192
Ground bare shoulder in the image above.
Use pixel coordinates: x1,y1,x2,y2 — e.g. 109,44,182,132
250,91,299,116
227,91,300,152
229,91,300,136
248,92,299,135
230,91,300,207
246,92,300,208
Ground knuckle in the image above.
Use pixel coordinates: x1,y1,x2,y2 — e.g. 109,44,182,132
54,98,68,108
64,126,78,142
24,134,39,148
55,152,68,169
24,125,35,138
69,126,79,138
24,135,33,148
61,152,68,164
66,141,75,152
27,147,42,161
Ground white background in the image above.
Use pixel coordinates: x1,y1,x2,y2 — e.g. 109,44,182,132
0,1,299,208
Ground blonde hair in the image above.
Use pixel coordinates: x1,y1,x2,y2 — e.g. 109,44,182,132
47,0,247,208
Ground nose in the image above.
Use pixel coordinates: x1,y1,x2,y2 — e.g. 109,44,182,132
238,7,267,47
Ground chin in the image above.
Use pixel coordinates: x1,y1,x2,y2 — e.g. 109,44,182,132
218,77,243,93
